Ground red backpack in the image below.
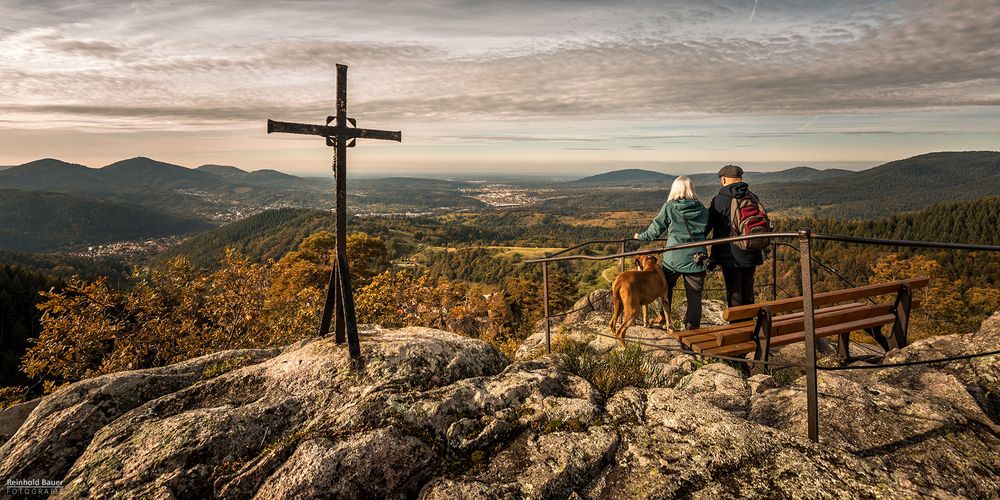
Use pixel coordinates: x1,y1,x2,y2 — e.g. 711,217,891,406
729,191,772,251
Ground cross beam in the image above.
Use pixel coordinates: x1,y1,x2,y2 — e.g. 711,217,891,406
267,120,401,142
267,63,401,359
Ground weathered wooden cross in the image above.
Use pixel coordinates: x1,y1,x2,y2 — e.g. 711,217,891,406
267,64,401,359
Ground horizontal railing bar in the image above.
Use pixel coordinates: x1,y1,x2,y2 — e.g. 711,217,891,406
581,330,806,368
529,232,1000,265
547,238,669,257
811,233,1000,252
817,349,1000,370
527,232,799,264
544,282,776,320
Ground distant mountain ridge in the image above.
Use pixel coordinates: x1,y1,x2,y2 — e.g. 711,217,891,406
568,166,853,187
756,151,1000,218
3,151,997,254
743,166,853,184
196,164,315,188
566,169,675,186
0,156,328,220
101,157,226,189
0,189,211,253
0,158,108,191
0,157,311,192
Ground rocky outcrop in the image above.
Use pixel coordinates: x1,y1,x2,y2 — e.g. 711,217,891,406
750,313,1000,498
0,313,998,498
0,398,39,445
676,362,751,416
0,347,280,485
516,288,726,362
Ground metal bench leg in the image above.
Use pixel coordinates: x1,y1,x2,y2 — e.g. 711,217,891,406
889,284,913,350
750,308,773,375
838,331,851,364
866,326,891,352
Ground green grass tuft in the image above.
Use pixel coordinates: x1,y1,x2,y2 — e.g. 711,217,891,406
554,338,672,398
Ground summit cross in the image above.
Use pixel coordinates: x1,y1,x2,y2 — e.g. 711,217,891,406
267,63,402,359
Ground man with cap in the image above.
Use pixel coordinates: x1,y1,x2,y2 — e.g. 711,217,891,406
707,165,765,311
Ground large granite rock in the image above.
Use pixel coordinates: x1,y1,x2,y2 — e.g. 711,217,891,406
750,312,1000,499
516,288,725,363
1,316,998,499
676,362,751,416
0,348,280,485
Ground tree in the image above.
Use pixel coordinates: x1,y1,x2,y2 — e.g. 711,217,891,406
21,251,310,390
870,254,998,339
355,270,437,328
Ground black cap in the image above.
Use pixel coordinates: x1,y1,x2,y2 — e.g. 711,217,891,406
718,164,744,178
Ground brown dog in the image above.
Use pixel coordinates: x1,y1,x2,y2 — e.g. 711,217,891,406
610,254,669,347
634,258,672,330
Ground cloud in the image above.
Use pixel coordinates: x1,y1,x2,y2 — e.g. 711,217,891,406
0,0,998,131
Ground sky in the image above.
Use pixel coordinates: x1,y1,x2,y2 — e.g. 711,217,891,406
0,0,998,177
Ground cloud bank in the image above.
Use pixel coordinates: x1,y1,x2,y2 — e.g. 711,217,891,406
0,0,997,172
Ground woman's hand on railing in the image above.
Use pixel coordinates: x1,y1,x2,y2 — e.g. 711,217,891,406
633,233,641,240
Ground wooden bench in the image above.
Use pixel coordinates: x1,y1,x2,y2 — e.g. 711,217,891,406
669,277,930,372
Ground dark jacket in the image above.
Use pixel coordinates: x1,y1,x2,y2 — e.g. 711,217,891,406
637,199,709,274
707,182,765,268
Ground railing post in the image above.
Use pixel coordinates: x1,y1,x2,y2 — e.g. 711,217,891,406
771,241,778,301
620,239,627,273
542,261,551,355
798,228,819,443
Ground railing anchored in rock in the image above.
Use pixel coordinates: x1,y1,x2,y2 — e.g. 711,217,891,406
526,229,1000,443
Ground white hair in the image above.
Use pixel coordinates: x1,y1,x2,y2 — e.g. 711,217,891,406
667,176,698,202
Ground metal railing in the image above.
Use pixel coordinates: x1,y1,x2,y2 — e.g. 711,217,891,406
525,228,1000,443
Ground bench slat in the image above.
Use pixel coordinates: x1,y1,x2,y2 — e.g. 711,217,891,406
704,314,898,357
722,277,930,322
717,299,921,347
681,333,720,345
688,303,869,352
679,302,868,351
678,302,867,341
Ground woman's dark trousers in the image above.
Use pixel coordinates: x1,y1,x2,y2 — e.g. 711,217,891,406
665,270,706,330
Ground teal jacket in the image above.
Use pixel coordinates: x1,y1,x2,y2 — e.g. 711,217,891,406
637,199,710,273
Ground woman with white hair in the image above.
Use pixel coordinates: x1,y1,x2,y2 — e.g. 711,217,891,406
632,176,710,331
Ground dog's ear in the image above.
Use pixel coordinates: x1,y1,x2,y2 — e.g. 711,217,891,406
633,258,641,268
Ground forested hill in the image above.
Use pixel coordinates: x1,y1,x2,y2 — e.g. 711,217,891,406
162,209,332,268
776,196,1000,289
568,166,852,188
554,152,998,219
566,169,674,186
0,157,318,193
162,193,1000,280
756,151,1000,218
0,190,212,253
781,195,1000,246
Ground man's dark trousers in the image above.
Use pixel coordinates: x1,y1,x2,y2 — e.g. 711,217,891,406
721,266,756,311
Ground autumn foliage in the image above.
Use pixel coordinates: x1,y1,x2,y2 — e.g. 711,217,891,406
19,232,575,390
15,228,995,396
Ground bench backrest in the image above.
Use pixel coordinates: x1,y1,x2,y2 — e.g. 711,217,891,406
722,277,930,322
